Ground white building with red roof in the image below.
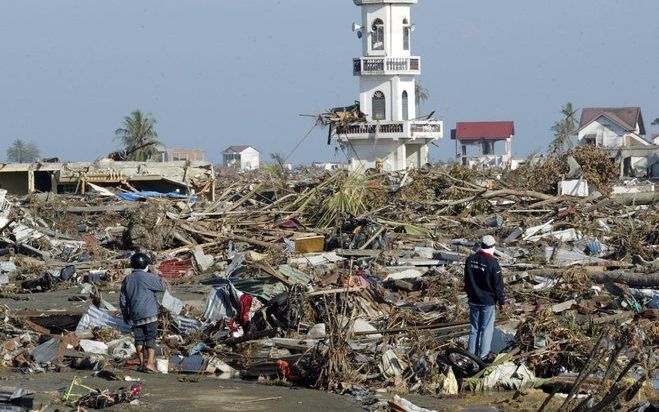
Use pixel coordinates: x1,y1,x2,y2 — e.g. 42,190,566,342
451,121,515,168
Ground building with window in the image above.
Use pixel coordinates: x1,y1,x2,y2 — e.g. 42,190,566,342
327,0,443,172
160,148,205,162
0,160,215,198
222,145,260,171
451,121,515,169
576,107,648,148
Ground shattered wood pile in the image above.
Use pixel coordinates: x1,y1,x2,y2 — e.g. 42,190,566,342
0,152,657,410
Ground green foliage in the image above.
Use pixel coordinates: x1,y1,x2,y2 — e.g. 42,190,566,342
312,172,384,229
652,118,659,126
114,110,161,161
549,102,579,155
6,139,40,163
414,82,429,113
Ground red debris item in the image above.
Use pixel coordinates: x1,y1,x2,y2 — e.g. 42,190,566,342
158,258,193,279
557,206,576,220
83,235,99,245
227,320,238,333
129,384,142,398
277,360,293,381
278,218,301,229
238,294,253,327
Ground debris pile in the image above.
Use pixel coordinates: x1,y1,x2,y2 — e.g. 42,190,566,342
0,153,657,410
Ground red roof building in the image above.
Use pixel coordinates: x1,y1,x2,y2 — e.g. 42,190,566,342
451,121,515,141
451,121,515,168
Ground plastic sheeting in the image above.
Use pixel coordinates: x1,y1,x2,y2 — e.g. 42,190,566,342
161,290,184,315
117,191,196,205
544,245,606,267
468,361,537,391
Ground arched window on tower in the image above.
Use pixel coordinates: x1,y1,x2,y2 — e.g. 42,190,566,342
372,91,386,120
403,19,410,51
402,91,409,120
371,19,384,51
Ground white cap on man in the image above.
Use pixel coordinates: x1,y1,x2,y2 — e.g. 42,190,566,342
481,235,496,248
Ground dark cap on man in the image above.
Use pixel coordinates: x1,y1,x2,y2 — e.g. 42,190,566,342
130,253,152,270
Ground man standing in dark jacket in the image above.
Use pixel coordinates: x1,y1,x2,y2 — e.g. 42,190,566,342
464,235,505,360
120,253,168,373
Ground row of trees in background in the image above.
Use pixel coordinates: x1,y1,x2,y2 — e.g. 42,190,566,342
6,139,40,163
4,110,161,163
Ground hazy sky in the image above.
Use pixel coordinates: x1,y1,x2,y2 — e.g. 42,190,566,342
1,0,658,164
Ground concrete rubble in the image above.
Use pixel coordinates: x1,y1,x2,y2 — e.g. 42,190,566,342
0,148,657,411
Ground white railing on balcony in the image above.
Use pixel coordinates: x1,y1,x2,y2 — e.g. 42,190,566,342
333,120,442,140
354,0,417,5
353,56,421,76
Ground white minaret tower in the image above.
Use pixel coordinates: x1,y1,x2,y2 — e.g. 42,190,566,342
331,0,443,172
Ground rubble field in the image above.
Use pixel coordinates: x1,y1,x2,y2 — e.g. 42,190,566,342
0,151,657,411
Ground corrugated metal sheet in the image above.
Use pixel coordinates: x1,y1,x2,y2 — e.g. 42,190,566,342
76,305,131,334
232,277,286,301
30,338,60,364
202,280,240,322
172,314,203,335
0,386,32,402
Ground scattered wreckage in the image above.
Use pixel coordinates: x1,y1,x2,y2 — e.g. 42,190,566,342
0,150,657,410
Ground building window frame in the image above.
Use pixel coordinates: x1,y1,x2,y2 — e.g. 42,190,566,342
371,18,384,51
372,91,386,121
402,90,409,120
403,18,410,51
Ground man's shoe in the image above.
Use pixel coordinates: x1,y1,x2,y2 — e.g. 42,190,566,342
482,353,497,364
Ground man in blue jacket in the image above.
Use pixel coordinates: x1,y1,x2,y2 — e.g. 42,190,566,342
464,235,505,360
120,253,168,373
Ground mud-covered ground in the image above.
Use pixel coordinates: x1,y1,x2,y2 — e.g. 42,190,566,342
0,285,632,411
3,368,550,411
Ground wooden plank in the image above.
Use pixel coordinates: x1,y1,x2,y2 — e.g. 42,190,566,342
335,249,382,258
306,287,364,297
66,204,139,214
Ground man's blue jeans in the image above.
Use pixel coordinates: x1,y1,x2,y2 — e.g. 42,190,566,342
467,303,496,359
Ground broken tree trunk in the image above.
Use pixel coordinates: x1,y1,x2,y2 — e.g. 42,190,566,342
529,269,659,288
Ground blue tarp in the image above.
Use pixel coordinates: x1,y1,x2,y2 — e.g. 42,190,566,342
117,191,196,205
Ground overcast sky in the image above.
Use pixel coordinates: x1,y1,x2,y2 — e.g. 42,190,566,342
1,0,658,164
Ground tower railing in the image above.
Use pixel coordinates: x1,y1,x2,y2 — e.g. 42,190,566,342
334,120,442,139
353,57,421,76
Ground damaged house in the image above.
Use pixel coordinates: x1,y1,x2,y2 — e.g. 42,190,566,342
576,107,658,178
451,121,515,169
222,146,260,171
0,160,216,199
